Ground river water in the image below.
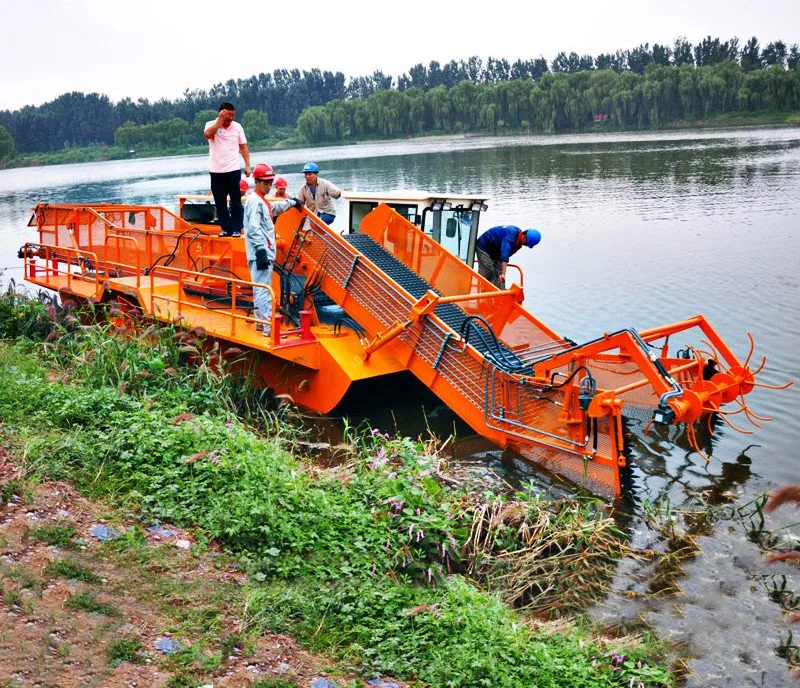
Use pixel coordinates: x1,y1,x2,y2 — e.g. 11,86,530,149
1,127,800,684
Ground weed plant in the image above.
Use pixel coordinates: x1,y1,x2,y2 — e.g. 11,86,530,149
29,524,77,549
65,591,119,616
44,559,101,583
0,290,673,687
0,282,55,340
107,638,145,666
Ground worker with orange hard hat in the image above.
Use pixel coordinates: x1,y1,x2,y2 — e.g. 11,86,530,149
243,163,303,336
274,177,288,198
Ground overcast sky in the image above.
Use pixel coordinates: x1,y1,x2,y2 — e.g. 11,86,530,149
1,0,798,111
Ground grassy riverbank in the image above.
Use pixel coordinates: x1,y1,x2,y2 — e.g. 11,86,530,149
1,110,797,170
0,288,676,687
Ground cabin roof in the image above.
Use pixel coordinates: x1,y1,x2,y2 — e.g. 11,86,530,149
341,189,490,205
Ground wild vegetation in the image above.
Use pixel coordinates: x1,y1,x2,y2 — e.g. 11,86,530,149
0,286,675,687
0,34,798,163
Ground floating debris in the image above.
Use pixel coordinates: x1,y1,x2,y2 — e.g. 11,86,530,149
311,678,340,688
88,524,118,541
146,524,178,538
154,637,183,654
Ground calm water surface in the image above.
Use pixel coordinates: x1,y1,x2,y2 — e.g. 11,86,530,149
1,127,800,684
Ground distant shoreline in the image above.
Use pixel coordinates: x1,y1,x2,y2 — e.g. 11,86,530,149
2,111,798,171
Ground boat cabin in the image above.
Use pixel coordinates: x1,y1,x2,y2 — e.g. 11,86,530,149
342,190,488,267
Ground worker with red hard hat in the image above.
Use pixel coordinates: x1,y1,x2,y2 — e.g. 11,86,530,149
243,163,303,336
274,177,288,198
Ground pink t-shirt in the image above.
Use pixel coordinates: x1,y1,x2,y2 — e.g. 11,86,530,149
204,120,247,173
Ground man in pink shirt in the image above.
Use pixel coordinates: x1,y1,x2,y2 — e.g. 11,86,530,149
204,102,252,237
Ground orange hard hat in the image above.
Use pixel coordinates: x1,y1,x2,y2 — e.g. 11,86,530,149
274,177,288,189
239,179,249,193
253,163,275,181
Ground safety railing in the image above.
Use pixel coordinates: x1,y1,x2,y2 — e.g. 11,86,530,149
23,240,286,344
23,244,101,296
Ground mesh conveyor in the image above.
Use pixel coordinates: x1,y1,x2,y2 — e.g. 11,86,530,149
344,233,526,368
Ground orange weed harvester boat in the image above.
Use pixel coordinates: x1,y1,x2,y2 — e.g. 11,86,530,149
19,193,791,498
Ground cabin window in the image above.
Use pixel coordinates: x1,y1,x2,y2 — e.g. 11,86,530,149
422,208,476,263
181,203,217,224
349,202,418,233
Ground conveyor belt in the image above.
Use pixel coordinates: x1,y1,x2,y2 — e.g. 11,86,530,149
344,233,527,370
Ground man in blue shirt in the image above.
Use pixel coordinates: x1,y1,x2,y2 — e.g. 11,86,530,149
475,225,541,288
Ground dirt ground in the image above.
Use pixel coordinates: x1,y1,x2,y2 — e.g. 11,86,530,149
0,451,385,688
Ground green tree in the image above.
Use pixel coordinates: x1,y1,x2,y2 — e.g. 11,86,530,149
627,44,653,74
425,86,451,131
762,41,788,68
241,109,269,141
740,37,762,71
788,44,800,71
192,109,218,142
0,124,16,161
296,106,330,143
673,37,694,66
114,121,138,150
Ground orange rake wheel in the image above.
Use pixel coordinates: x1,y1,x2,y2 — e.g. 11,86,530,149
727,365,757,396
673,388,704,423
710,371,740,403
691,379,724,413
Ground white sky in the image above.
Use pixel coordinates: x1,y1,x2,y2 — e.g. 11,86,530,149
1,0,797,111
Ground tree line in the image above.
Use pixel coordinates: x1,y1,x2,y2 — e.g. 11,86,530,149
297,62,800,142
0,35,798,157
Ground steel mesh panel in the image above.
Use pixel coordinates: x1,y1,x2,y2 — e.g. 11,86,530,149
517,427,619,498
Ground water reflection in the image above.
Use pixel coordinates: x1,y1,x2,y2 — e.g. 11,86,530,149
624,413,755,510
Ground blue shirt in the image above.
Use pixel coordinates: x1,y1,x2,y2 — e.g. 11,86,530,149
476,225,522,262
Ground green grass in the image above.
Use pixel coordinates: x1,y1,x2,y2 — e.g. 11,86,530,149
107,638,145,666
44,559,101,583
0,561,42,594
1,479,34,506
29,524,77,548
66,591,119,616
0,290,675,687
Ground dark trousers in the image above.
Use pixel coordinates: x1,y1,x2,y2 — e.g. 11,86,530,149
210,170,243,233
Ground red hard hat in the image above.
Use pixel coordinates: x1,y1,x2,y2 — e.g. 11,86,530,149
252,163,275,181
239,179,249,193
274,177,288,189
